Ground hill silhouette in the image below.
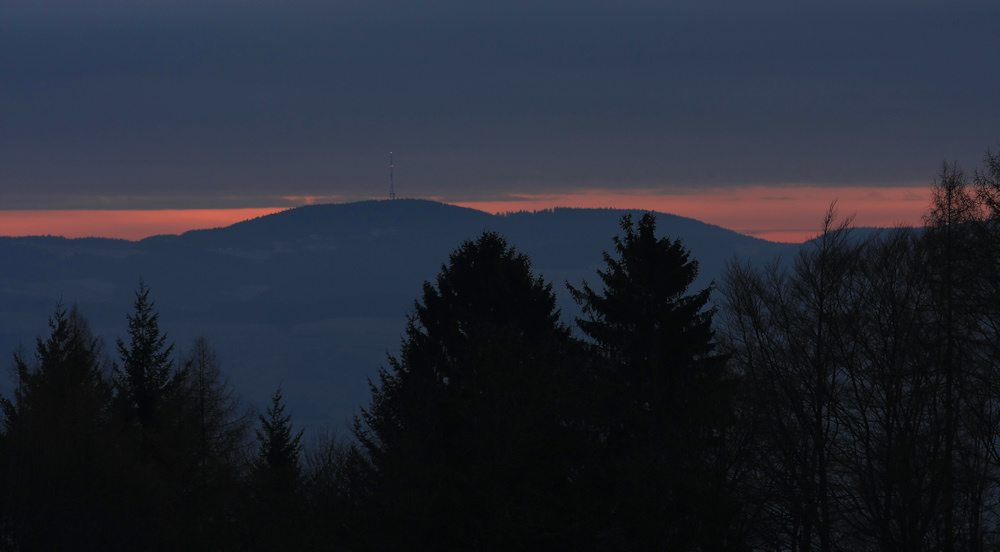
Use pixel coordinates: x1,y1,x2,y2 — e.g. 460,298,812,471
0,199,800,431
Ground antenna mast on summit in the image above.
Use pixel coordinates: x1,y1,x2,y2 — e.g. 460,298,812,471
389,151,396,200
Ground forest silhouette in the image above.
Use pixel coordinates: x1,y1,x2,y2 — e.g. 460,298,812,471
1,147,999,551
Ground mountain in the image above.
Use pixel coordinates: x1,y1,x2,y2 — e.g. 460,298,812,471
0,199,801,432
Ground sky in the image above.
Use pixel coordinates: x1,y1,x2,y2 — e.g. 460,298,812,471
1,0,998,241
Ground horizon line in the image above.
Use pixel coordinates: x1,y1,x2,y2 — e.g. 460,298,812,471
0,186,932,243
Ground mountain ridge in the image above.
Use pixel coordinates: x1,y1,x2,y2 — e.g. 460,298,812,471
0,199,803,431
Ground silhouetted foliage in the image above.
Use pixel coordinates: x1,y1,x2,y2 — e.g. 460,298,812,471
180,337,255,483
721,149,1000,551
246,387,305,552
921,161,1000,552
0,290,260,551
0,305,136,550
355,231,585,550
569,212,740,550
301,429,363,549
7,146,1000,551
173,337,255,550
254,387,304,487
115,280,177,429
722,208,868,552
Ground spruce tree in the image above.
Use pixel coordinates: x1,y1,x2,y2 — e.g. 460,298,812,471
355,231,584,550
0,305,129,550
569,212,739,550
247,387,304,552
116,281,176,429
112,282,198,550
253,387,303,487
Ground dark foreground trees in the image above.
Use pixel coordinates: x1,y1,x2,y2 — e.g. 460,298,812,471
570,213,741,550
722,209,869,552
1,223,743,550
8,148,1000,551
353,231,586,550
245,387,306,552
115,280,177,430
721,148,1000,552
0,287,256,552
353,220,742,550
0,305,123,551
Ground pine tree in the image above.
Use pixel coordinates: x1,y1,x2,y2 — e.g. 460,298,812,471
0,305,129,550
569,212,739,550
254,387,303,487
354,231,584,549
116,281,176,429
247,387,304,552
112,282,202,551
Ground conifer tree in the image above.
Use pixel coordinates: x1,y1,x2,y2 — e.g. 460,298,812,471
0,305,129,550
247,387,304,552
355,231,584,549
254,387,304,486
180,337,254,483
116,281,176,429
569,212,739,550
112,283,202,550
173,337,255,551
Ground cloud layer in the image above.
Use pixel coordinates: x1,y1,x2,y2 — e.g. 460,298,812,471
2,1,997,209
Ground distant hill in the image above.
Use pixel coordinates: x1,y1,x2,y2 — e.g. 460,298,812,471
0,199,803,432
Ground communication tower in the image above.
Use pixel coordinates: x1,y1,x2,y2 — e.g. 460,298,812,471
389,151,396,200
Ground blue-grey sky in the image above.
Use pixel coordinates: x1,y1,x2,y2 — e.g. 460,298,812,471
2,0,998,210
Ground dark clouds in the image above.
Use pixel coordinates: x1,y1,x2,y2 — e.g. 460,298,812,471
2,1,997,208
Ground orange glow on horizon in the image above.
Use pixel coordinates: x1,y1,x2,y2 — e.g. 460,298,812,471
0,208,289,241
0,186,933,243
450,186,931,243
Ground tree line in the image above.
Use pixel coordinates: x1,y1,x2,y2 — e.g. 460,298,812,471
723,151,1000,552
0,147,998,550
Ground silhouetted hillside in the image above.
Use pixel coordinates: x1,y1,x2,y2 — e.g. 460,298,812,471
0,200,800,430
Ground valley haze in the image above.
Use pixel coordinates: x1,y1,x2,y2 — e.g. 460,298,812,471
0,199,806,432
